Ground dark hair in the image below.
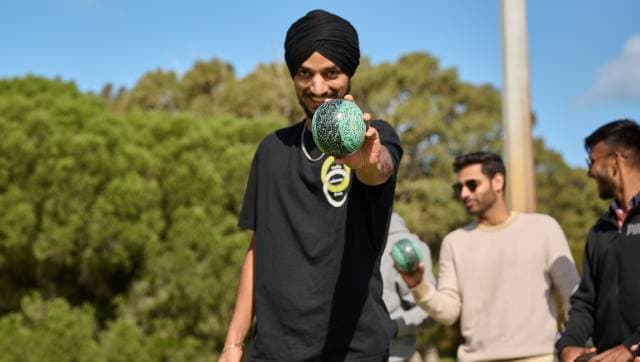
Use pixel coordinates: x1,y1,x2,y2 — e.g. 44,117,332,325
454,151,506,188
585,119,640,167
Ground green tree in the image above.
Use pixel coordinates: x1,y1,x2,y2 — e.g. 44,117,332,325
0,294,99,362
129,69,182,111
181,58,235,116
216,62,303,122
0,76,286,360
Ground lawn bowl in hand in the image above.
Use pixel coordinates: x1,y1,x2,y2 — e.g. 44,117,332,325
311,99,366,158
391,238,423,272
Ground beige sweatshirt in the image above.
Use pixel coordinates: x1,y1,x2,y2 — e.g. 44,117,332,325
412,212,579,362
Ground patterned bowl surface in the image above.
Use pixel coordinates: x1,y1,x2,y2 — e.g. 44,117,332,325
391,238,423,272
311,99,365,158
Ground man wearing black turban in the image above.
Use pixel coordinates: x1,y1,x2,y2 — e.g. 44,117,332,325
284,9,360,78
220,9,403,362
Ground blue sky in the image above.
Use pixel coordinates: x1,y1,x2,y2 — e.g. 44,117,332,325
2,0,639,167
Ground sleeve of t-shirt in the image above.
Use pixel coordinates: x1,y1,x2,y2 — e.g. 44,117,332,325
544,215,580,317
238,146,260,231
371,119,403,173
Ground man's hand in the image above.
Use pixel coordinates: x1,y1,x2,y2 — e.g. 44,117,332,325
560,346,597,362
218,345,243,362
333,95,395,186
590,345,633,362
631,344,639,362
395,261,425,289
335,95,382,170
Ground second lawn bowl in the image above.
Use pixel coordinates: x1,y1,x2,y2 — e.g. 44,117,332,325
311,99,366,158
391,238,423,272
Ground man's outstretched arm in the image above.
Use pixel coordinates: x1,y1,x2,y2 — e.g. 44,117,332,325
336,95,398,186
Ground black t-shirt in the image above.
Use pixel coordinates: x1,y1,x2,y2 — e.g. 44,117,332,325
239,119,402,362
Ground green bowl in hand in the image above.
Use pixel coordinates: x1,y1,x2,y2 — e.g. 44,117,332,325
391,238,423,272
311,99,365,158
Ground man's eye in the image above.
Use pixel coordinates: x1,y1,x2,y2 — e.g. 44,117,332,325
325,70,338,78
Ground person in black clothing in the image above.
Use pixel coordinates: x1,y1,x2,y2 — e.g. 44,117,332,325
557,119,640,362
218,9,403,362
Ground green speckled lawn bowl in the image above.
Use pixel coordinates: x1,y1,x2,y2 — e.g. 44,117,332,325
391,238,423,272
311,99,366,158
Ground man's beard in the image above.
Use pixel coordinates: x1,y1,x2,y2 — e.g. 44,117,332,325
596,175,616,199
466,189,497,217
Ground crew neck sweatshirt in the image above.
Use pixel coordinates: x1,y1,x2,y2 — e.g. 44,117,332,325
412,212,579,362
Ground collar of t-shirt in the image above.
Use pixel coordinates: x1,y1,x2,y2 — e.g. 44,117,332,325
611,192,640,229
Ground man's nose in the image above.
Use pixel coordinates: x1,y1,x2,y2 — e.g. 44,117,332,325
309,75,329,96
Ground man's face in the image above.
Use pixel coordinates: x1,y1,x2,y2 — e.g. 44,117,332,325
454,164,500,217
587,141,617,199
293,51,350,119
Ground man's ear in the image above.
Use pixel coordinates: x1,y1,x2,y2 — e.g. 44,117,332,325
492,173,505,192
612,155,622,178
611,150,628,178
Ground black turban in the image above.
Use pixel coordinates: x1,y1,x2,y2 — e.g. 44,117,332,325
284,9,360,78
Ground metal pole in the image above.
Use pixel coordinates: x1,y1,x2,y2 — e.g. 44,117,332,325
500,0,536,212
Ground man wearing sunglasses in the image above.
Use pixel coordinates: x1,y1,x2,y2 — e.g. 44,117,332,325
397,151,579,362
556,119,640,362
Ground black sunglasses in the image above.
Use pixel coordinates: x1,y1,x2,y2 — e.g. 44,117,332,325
452,179,479,196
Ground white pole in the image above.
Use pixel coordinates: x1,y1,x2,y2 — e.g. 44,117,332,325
500,0,536,212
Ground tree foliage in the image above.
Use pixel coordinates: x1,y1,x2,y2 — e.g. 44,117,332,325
0,75,286,360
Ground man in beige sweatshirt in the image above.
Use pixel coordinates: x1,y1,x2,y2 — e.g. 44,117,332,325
398,152,580,362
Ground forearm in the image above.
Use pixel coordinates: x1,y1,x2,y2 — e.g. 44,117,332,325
223,236,256,349
355,145,394,186
557,289,596,351
557,291,595,349
411,280,461,326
